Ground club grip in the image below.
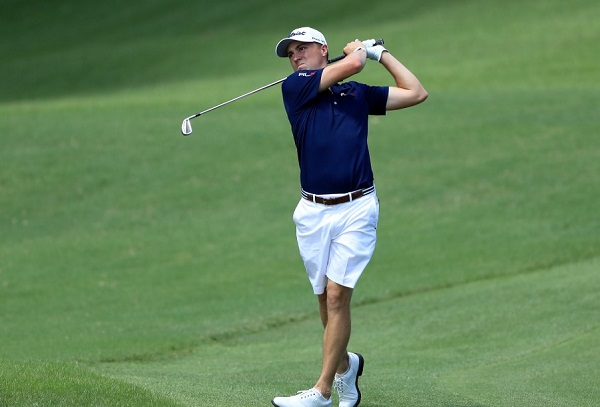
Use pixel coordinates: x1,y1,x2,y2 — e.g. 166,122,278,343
364,38,384,47
327,38,384,64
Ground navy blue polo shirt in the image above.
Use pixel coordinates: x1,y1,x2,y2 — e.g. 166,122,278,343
282,68,389,194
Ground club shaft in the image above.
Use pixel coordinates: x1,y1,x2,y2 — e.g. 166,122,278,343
189,77,286,120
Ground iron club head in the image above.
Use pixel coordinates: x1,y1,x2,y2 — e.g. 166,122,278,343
181,118,192,136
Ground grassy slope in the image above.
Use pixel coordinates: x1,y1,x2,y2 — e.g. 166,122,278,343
96,259,599,406
1,0,599,405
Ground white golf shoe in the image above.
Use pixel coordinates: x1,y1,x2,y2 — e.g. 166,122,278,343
271,388,332,407
334,352,364,407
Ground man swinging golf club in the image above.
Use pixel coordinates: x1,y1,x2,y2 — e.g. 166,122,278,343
271,27,428,407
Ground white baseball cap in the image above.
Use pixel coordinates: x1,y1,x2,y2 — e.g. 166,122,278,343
275,27,327,57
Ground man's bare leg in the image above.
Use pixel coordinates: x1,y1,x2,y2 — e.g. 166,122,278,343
314,280,353,398
318,291,351,374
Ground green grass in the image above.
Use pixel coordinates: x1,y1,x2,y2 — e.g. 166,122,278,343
1,0,599,405
0,361,181,407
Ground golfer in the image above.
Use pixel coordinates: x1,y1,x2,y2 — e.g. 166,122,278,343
271,27,427,407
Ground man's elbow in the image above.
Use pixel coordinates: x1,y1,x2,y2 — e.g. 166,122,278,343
401,87,428,109
415,86,428,104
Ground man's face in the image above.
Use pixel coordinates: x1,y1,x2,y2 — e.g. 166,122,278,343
286,41,328,71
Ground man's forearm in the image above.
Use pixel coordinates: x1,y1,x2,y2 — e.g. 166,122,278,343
380,51,428,109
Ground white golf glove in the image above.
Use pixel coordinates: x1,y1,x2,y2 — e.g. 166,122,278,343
366,45,387,62
362,39,379,47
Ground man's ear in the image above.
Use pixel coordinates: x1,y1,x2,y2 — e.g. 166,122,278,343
321,44,328,57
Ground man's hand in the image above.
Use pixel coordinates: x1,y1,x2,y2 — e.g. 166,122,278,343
366,45,387,62
343,41,366,56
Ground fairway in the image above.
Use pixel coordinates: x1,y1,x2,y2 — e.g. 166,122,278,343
1,0,599,406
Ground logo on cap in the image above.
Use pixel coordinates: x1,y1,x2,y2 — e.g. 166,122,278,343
289,31,306,38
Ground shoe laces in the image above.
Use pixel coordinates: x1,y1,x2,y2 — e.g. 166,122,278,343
297,388,318,399
333,376,347,395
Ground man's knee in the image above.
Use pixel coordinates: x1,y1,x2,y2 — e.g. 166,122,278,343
326,282,353,311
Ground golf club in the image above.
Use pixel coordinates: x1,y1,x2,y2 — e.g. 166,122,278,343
181,39,384,136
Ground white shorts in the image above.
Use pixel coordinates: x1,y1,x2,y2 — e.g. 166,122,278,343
292,190,379,295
